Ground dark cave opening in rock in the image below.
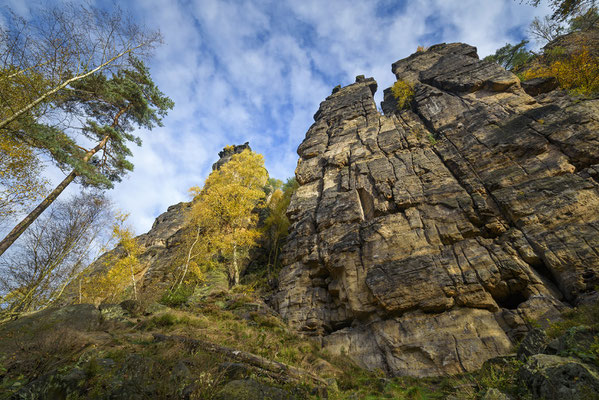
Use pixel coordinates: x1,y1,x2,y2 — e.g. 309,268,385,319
494,291,528,310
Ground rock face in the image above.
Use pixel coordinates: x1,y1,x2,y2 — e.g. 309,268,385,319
212,142,251,170
273,43,599,377
520,354,599,399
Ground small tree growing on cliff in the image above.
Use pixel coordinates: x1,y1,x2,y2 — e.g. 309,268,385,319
80,214,143,303
391,80,414,111
262,177,298,280
181,149,268,287
483,40,533,71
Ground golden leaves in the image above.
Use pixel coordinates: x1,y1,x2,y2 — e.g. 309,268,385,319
391,80,415,111
522,47,599,95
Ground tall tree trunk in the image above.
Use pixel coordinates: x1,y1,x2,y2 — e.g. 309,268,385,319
130,263,137,300
233,244,239,286
0,105,128,256
0,170,77,256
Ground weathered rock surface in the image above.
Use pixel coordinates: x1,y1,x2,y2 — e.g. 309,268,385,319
273,43,599,377
519,354,599,399
80,201,191,295
212,142,251,171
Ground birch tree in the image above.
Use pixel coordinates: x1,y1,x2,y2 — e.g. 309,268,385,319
0,192,112,320
0,3,160,132
183,149,268,287
80,214,142,303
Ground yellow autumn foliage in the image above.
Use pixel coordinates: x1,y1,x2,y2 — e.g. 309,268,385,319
81,214,143,302
0,135,48,220
391,80,414,110
181,149,268,287
521,47,599,95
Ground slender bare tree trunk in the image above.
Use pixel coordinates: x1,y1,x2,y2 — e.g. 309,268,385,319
177,225,201,289
130,264,137,300
272,236,280,275
233,244,239,286
0,43,145,131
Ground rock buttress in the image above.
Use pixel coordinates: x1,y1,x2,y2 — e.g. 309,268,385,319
273,43,599,377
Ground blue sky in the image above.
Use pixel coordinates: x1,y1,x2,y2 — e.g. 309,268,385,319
5,0,552,234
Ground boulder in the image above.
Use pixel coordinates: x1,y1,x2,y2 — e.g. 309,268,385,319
521,77,558,96
482,388,512,400
517,328,549,361
519,354,599,399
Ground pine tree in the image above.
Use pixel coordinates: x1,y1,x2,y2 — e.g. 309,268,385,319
0,58,173,256
483,40,533,71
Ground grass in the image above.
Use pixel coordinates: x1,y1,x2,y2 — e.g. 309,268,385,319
3,282,598,399
546,302,599,338
0,288,455,399
159,285,195,307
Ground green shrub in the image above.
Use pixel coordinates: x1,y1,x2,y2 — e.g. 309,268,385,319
160,286,193,307
427,133,437,145
391,80,414,110
151,313,178,327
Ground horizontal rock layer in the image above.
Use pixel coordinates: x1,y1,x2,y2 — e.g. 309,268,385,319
273,43,599,377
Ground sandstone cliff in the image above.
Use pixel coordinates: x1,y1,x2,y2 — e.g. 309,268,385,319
273,43,599,377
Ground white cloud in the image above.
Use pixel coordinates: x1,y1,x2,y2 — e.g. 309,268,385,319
6,0,555,235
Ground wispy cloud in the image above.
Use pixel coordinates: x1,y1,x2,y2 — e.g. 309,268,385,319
6,0,553,234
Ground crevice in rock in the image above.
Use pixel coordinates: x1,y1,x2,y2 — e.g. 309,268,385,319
311,119,336,331
372,327,393,375
452,334,466,373
409,97,571,304
529,257,564,297
357,188,375,221
375,116,387,156
327,320,352,333
523,106,598,172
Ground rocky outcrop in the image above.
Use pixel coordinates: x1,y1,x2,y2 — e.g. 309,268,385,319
273,43,599,377
520,354,599,399
212,142,251,171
